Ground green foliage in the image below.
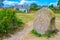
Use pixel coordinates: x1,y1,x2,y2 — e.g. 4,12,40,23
31,29,57,38
48,4,55,10
31,29,41,37
57,0,60,8
30,3,40,11
0,8,24,36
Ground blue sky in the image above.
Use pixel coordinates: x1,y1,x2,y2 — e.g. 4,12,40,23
3,0,58,7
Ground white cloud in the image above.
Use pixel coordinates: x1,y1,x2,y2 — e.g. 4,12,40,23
3,0,37,5
3,1,19,6
25,1,36,3
49,2,58,6
19,0,25,5
19,0,37,5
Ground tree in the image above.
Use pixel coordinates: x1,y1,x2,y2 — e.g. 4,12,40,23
49,4,55,10
30,3,40,11
30,3,38,8
57,0,60,8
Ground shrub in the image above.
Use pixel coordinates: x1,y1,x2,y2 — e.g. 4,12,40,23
0,8,24,36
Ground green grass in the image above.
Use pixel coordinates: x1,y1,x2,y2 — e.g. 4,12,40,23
31,29,57,38
52,9,60,20
31,29,41,37
16,11,36,23
55,14,60,21
53,9,60,14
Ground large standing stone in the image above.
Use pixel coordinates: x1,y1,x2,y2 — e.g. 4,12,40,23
33,8,56,34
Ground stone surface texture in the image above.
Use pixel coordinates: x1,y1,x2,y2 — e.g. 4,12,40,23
33,8,55,34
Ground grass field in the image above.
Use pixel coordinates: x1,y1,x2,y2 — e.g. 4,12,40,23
55,14,60,21
16,10,60,24
53,9,60,14
16,11,36,23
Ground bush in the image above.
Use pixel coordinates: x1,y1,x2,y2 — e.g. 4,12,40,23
0,8,24,36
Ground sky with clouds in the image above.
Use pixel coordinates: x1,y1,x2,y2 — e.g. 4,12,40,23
3,0,58,7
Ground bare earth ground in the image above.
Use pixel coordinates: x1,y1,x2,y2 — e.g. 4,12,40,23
4,14,60,40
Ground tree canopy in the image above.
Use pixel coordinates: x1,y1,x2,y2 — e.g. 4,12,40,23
57,0,60,8
30,3,40,11
48,4,55,10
